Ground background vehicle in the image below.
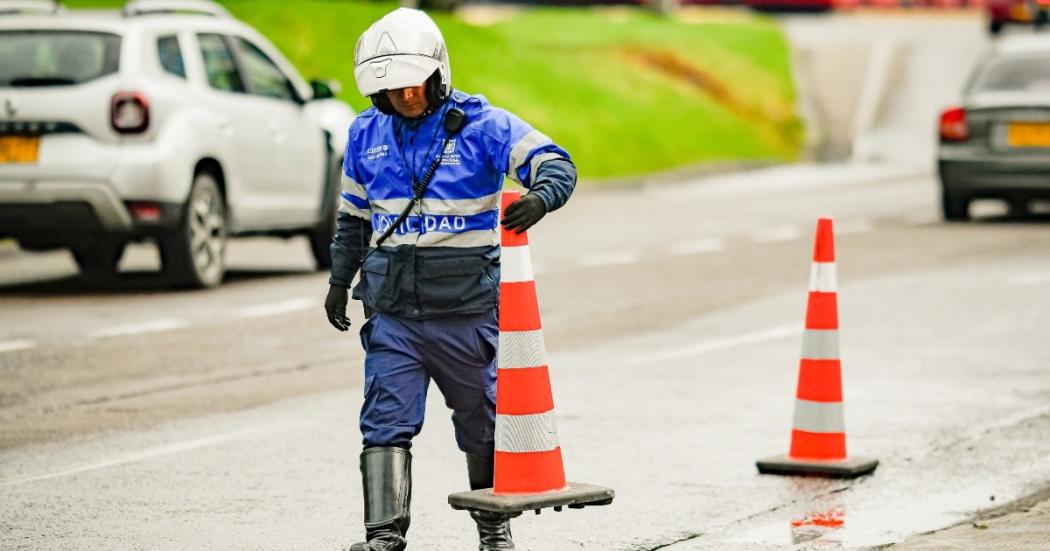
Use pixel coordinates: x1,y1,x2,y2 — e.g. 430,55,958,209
938,36,1050,220
985,0,1048,35
744,0,834,13
0,0,355,287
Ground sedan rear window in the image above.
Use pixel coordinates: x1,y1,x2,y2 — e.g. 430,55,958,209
972,55,1050,93
0,31,121,87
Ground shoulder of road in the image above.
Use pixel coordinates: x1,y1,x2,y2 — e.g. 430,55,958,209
891,490,1050,550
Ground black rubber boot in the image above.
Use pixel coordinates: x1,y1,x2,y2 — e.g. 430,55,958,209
349,447,411,551
466,453,516,551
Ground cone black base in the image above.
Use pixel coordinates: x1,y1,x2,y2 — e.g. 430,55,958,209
756,454,878,479
448,481,614,515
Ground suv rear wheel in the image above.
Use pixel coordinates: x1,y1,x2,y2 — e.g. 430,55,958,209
161,171,227,288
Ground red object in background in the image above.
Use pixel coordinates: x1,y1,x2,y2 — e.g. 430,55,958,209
940,107,969,142
986,0,1040,33
745,0,834,10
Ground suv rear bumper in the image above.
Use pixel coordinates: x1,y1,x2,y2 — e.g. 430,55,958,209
0,181,133,232
0,180,183,246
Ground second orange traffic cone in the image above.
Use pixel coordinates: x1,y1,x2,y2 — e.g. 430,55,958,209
756,217,878,478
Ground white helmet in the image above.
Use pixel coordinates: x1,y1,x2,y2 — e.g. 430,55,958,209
354,8,451,103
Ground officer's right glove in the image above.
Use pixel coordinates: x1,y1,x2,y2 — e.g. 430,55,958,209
501,193,547,234
324,284,350,332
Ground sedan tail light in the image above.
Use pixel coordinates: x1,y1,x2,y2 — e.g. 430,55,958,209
111,92,150,134
940,107,968,142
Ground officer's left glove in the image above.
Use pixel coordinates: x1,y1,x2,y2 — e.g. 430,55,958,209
501,193,547,234
325,284,350,332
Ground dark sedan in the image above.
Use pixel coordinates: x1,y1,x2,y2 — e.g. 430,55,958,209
938,37,1050,220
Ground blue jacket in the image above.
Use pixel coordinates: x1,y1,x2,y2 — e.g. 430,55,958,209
329,90,576,319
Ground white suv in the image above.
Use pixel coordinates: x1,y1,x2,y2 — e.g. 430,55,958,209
0,0,356,287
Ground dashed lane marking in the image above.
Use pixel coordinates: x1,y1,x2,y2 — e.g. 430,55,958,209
0,421,313,487
628,324,801,364
577,251,641,268
0,340,35,354
669,238,725,256
87,319,189,340
751,226,802,244
235,297,315,319
1009,271,1050,287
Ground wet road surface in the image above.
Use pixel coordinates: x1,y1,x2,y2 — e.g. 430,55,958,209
3,11,1050,551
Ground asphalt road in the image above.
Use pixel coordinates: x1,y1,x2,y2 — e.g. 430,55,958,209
2,11,1050,551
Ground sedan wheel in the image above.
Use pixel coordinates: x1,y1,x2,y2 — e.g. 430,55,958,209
942,191,969,222
161,172,227,288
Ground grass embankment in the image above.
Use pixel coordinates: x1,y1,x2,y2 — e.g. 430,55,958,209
67,1,802,179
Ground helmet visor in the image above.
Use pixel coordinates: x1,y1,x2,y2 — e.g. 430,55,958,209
355,54,440,97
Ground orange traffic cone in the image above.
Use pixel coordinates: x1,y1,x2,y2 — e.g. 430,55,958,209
448,191,614,514
756,217,878,478
493,199,566,495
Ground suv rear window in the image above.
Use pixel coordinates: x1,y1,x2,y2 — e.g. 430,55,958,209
0,31,121,87
972,54,1050,93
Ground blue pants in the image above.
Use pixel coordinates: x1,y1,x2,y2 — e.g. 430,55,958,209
358,310,498,457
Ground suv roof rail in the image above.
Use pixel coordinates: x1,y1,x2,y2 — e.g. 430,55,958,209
0,1,64,15
122,0,231,18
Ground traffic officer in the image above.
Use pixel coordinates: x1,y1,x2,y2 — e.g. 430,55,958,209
323,8,576,551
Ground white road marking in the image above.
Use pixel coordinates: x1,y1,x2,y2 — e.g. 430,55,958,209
88,319,189,340
628,324,801,364
0,340,35,354
235,297,315,319
577,251,640,268
751,226,802,244
1008,271,1050,287
836,219,875,235
669,238,725,256
0,421,312,487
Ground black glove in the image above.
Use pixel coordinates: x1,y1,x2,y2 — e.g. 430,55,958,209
501,193,547,234
325,284,350,332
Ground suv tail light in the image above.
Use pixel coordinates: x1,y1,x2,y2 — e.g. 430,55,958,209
111,92,150,134
940,107,968,141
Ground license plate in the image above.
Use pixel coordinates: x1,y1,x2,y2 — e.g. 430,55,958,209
1011,4,1034,21
0,135,40,163
1007,122,1050,148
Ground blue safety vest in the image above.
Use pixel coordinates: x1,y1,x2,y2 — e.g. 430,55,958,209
338,90,572,319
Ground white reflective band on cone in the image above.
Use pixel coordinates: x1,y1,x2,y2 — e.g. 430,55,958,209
792,399,845,433
801,330,840,360
495,411,560,453
809,263,837,292
500,246,534,283
499,329,547,369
